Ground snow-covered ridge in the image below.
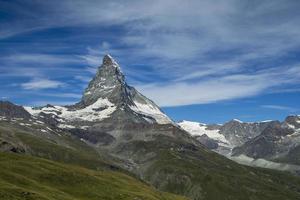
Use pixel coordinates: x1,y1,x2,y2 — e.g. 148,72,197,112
178,120,229,146
24,98,117,125
130,100,172,124
104,54,121,71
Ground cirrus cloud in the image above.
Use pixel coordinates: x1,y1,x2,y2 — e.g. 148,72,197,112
21,78,65,90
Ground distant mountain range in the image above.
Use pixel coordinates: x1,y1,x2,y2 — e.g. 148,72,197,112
1,55,300,200
178,115,300,171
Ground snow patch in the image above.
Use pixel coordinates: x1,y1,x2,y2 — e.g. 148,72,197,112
233,119,243,123
58,124,76,129
130,101,172,124
24,98,117,127
260,120,273,123
178,120,230,147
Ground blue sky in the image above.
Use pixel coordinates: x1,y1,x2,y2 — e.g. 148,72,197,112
0,0,300,123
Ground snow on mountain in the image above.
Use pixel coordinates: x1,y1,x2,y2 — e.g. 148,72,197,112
178,119,283,156
232,115,300,163
130,100,171,124
25,98,117,123
179,118,300,172
24,54,172,128
178,120,231,151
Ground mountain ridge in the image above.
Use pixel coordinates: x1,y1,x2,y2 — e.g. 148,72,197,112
179,116,300,172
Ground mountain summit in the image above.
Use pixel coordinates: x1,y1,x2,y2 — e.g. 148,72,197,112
25,54,172,129
80,54,125,107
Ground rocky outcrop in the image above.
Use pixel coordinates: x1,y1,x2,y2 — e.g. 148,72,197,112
0,101,31,119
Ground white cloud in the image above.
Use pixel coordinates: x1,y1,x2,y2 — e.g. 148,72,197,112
2,1,300,106
21,79,65,90
137,75,267,107
2,53,82,66
261,105,295,112
40,92,81,98
137,65,300,106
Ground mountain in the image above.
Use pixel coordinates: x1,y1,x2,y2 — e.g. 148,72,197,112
232,116,300,165
178,120,227,151
24,55,171,131
0,101,31,119
178,119,276,154
1,55,300,200
179,117,300,172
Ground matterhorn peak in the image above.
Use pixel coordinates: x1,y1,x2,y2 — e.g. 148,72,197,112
98,54,123,77
75,54,172,124
79,54,126,106
103,54,118,67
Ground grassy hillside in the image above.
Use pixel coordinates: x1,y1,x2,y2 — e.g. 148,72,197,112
0,152,187,200
2,120,300,200
115,135,300,200
0,121,122,171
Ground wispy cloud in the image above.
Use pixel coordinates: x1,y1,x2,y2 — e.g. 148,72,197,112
21,78,65,90
2,54,81,65
1,0,300,107
261,105,295,112
137,65,300,106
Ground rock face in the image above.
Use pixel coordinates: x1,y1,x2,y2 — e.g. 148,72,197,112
179,116,300,170
232,116,300,164
0,101,31,119
178,120,230,153
178,119,277,155
220,119,278,147
80,55,125,107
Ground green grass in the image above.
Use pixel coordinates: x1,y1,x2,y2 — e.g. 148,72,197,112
2,121,300,200
0,152,187,200
120,136,300,200
0,122,120,171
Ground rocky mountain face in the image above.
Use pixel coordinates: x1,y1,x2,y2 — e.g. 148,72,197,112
24,55,172,131
1,55,300,200
232,116,300,164
178,120,229,153
178,119,276,154
0,101,31,119
179,117,300,172
220,119,279,147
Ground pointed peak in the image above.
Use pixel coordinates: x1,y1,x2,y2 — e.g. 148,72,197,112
79,54,125,107
102,54,119,68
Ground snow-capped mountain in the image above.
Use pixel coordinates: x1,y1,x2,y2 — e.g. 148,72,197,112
232,115,300,164
178,120,230,152
178,117,300,171
178,119,276,154
24,55,172,130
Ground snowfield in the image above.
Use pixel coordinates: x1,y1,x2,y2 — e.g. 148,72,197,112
24,98,117,125
178,120,230,146
130,100,172,124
